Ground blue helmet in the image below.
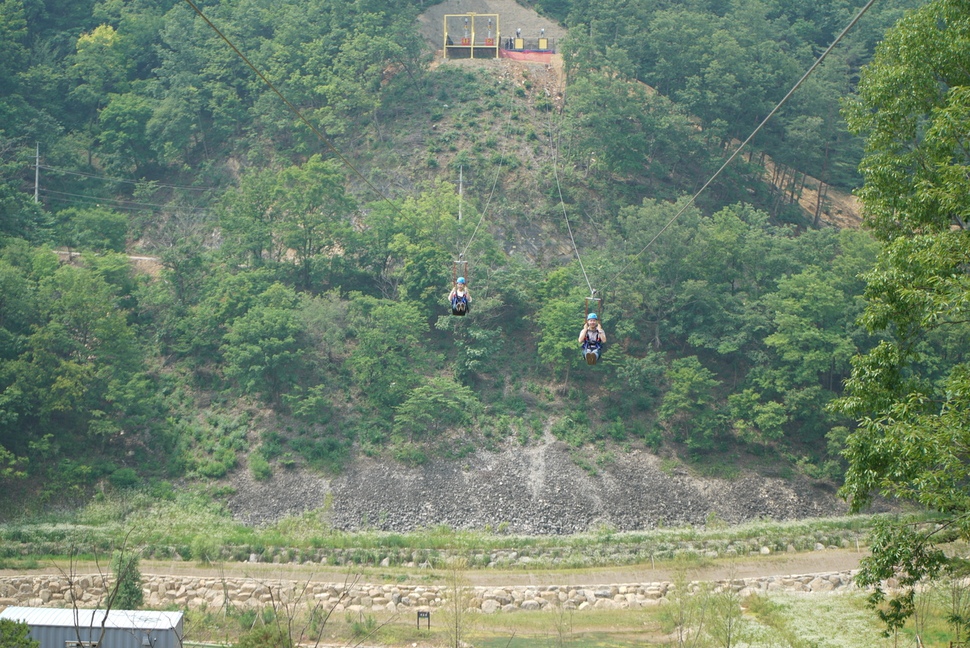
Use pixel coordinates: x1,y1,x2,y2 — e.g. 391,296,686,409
587,312,598,320
457,277,466,284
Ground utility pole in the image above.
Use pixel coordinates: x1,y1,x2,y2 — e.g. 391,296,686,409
34,143,39,203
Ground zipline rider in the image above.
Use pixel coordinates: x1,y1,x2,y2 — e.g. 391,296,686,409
578,313,606,365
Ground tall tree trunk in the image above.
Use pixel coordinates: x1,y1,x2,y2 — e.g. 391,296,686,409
814,141,831,227
815,182,829,227
795,172,808,205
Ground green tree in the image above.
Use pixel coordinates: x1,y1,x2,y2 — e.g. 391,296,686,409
614,197,706,352
10,264,142,449
728,388,787,445
98,92,155,175
439,290,506,382
675,204,789,358
0,146,49,242
706,586,747,648
440,557,473,648
659,356,723,451
56,207,128,252
566,73,701,179
220,167,284,267
222,284,305,403
0,619,38,648
0,0,28,98
835,0,970,634
145,2,246,167
346,297,433,407
393,376,482,440
109,550,144,610
70,24,133,122
386,183,474,313
234,625,292,648
174,267,278,362
535,296,584,383
762,269,856,389
274,155,355,291
645,5,797,145
0,255,37,349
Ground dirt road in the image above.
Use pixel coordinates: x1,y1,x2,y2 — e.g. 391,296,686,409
6,548,863,587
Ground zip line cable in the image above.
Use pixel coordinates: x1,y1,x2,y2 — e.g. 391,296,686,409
458,81,519,261
600,0,879,293
554,150,594,298
180,0,403,219
550,68,595,298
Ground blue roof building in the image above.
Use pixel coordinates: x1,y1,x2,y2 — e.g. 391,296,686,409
0,607,184,648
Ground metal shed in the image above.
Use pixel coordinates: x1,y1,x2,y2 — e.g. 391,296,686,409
0,607,184,648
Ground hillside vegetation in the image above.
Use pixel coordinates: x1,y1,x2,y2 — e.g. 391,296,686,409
0,0,930,513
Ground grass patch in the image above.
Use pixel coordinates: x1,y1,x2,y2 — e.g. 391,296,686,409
747,591,895,647
175,584,964,647
0,487,892,569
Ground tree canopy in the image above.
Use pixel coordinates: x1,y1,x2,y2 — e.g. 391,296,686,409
835,0,970,633
0,0,924,543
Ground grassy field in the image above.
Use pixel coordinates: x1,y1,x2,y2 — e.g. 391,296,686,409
178,589,901,647
1,489,961,646
0,487,880,569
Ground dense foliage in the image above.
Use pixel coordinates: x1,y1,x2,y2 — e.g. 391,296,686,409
0,620,38,648
549,0,919,187
0,0,929,512
832,0,970,636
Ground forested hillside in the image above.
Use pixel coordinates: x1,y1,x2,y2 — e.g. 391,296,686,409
0,0,930,512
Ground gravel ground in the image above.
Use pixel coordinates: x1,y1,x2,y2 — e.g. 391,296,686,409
225,437,848,533
416,0,567,51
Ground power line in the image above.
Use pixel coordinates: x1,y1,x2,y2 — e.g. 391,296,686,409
39,165,216,192
600,0,879,293
40,188,209,213
42,194,175,214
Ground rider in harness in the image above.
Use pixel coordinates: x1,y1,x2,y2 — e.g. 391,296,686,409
449,277,471,315
578,312,606,364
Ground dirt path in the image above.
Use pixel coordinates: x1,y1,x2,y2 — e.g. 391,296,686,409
5,548,863,587
758,156,862,228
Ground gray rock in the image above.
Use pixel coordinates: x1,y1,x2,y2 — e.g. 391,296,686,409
222,440,849,534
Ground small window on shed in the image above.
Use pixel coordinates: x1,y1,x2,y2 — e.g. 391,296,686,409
66,642,99,648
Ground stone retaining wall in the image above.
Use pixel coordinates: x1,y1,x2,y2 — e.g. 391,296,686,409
0,571,857,614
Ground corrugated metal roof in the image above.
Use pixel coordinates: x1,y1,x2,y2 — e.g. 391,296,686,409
0,607,182,630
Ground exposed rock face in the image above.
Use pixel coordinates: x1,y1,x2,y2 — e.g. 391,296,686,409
225,440,846,532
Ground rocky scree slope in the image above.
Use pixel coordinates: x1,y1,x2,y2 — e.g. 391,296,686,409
225,437,847,533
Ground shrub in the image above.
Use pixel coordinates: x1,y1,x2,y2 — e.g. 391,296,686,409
393,443,427,466
108,468,139,488
235,625,292,648
551,413,593,447
191,535,220,564
0,619,39,648
110,550,144,609
249,453,272,481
